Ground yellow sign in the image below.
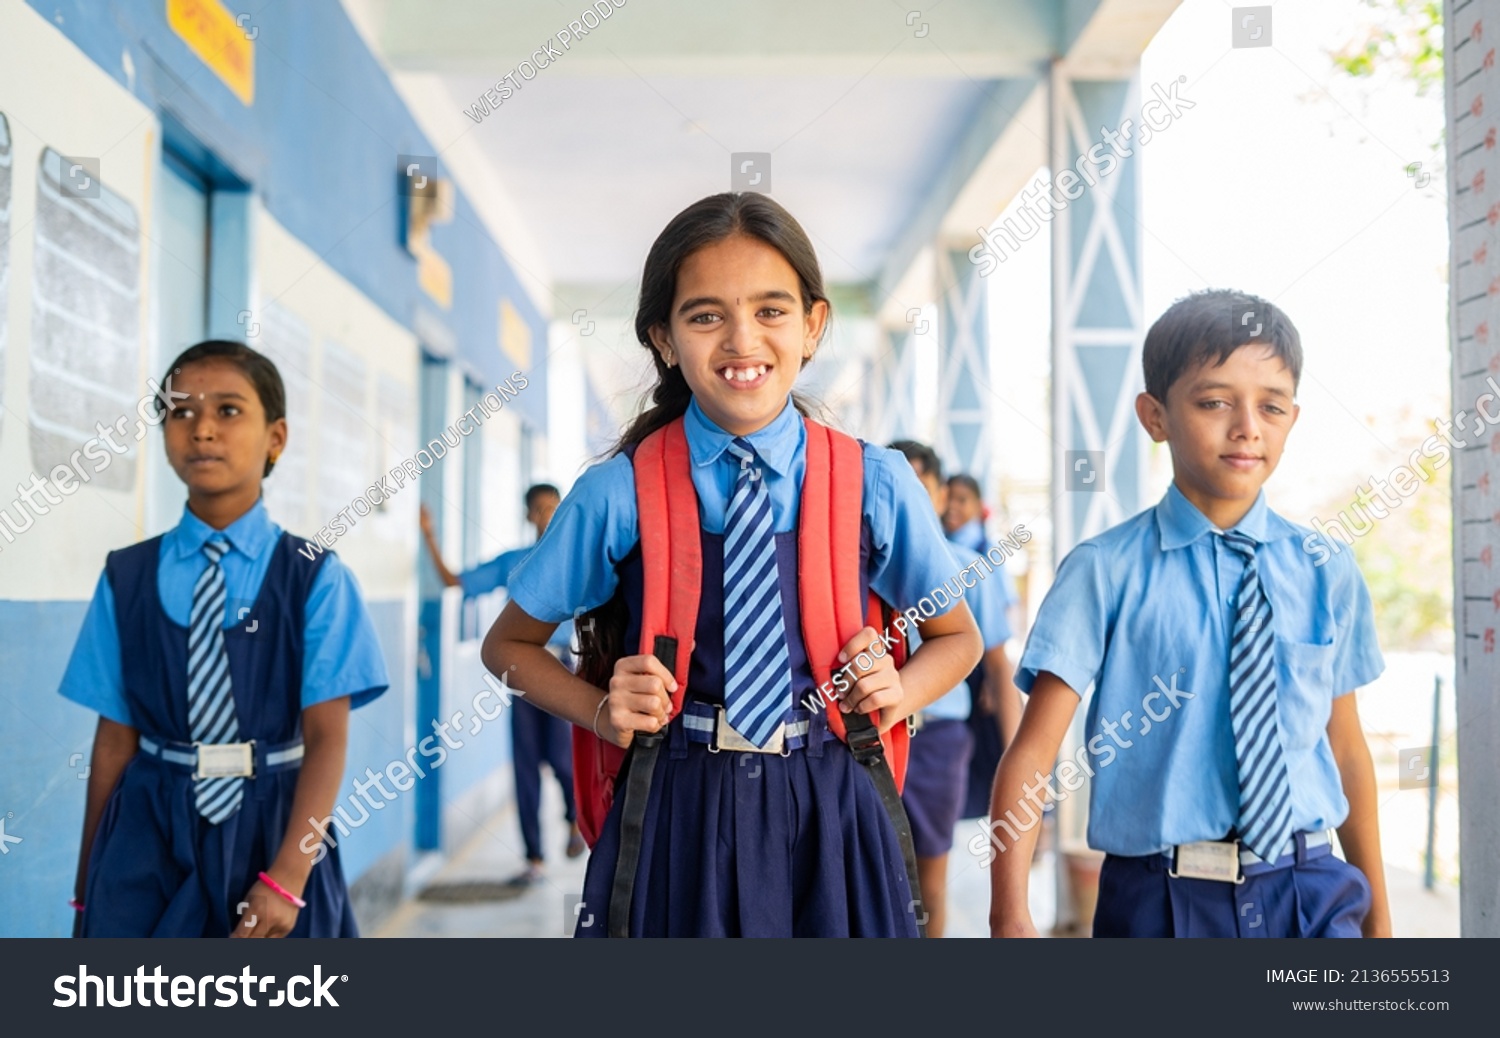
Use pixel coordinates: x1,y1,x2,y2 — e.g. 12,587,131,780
413,238,452,309
499,299,532,370
167,0,255,105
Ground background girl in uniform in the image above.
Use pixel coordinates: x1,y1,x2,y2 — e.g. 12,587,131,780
484,192,982,937
942,472,1026,816
59,341,388,937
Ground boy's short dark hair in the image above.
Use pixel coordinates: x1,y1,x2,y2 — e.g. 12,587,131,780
159,340,287,477
524,483,560,508
947,473,982,500
888,440,942,482
1142,289,1302,403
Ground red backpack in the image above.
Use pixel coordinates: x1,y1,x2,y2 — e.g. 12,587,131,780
570,415,921,935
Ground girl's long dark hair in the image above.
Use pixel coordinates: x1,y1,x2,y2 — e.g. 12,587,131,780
578,192,833,689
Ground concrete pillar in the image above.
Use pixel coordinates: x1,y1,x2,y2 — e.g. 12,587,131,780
1046,59,1147,932
1049,62,1147,558
936,247,993,488
868,324,917,445
1445,0,1499,937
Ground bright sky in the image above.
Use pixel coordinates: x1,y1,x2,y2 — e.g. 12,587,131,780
987,0,1449,524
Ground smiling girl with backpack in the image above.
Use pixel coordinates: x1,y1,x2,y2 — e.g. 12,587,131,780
483,193,982,937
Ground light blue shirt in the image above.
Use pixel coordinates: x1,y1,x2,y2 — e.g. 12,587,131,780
507,396,964,642
911,535,1014,722
1016,484,1384,856
59,500,390,726
459,546,573,653
900,531,1020,717
951,517,989,556
953,518,1019,609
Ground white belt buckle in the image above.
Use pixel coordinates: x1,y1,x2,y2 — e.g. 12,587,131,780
712,709,788,756
1169,839,1245,884
195,741,255,779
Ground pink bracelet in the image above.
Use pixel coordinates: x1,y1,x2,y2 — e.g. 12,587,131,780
258,871,306,909
68,899,85,912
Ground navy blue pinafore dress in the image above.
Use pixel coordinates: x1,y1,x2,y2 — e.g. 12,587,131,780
78,532,358,938
574,521,920,938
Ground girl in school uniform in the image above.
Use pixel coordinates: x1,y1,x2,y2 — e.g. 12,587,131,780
484,193,983,937
59,340,389,938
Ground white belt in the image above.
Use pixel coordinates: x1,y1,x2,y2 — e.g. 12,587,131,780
1238,828,1331,866
1167,829,1331,884
138,735,305,779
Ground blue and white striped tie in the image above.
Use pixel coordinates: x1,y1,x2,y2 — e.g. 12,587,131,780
721,438,792,748
1223,531,1291,861
189,537,243,823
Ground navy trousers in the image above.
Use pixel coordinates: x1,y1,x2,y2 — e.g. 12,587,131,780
902,719,974,858
512,698,576,862
1093,834,1371,938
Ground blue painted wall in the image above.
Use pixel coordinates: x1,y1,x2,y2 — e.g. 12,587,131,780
0,597,411,937
332,601,412,885
0,602,96,939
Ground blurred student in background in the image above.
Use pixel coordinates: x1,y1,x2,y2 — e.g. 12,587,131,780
944,473,1025,819
891,443,1014,936
420,486,586,887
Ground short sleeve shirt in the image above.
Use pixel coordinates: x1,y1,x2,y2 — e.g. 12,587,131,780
507,396,965,639
1016,484,1384,856
59,501,390,725
458,546,573,653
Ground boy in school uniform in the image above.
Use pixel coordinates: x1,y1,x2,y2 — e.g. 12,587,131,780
985,289,1391,938
944,472,1026,817
420,486,586,885
890,441,1014,937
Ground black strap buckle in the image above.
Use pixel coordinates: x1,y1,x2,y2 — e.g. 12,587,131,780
843,714,884,763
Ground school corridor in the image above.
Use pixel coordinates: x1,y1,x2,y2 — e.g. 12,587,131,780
0,0,1488,938
372,796,1458,938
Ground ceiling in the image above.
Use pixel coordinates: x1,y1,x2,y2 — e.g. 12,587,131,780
343,0,1179,311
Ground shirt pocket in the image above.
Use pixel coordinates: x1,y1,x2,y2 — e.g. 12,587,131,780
1272,637,1336,755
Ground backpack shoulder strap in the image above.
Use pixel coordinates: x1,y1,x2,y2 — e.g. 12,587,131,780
632,417,699,714
610,415,702,935
797,418,865,739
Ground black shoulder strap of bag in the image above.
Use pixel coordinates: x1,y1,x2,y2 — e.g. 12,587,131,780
606,635,676,938
842,705,925,937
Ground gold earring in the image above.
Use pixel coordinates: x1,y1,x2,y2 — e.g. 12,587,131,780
269,450,282,464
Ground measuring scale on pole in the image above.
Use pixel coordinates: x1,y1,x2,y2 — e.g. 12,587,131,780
1447,0,1500,936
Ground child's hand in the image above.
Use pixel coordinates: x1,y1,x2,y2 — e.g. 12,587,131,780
602,654,677,748
836,627,904,732
418,504,435,538
229,878,300,938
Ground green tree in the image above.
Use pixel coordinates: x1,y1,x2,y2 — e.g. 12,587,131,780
1330,0,1444,93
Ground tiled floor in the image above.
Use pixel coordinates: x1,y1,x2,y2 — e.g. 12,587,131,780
376,781,588,938
376,779,1057,938
376,780,1458,938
